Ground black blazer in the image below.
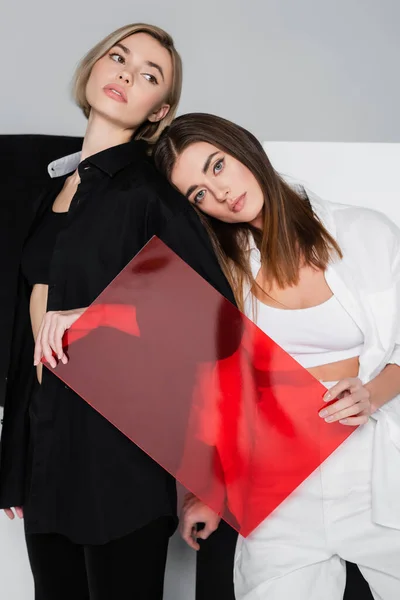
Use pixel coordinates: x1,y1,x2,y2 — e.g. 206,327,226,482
0,137,238,544
0,134,82,407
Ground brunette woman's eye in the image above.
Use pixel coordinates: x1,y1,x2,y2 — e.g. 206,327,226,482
213,158,224,174
194,190,206,204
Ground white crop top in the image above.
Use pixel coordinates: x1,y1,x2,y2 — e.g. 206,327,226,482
245,234,364,368
247,294,364,369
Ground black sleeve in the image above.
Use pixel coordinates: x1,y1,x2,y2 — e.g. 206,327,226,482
0,273,35,508
0,185,52,507
158,203,236,307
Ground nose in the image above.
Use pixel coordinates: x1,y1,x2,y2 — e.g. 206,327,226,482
215,186,231,203
118,71,132,85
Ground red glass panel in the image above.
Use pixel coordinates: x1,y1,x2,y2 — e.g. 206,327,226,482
48,236,355,536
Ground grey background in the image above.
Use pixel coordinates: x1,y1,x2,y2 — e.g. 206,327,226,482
1,0,399,142
0,1,399,598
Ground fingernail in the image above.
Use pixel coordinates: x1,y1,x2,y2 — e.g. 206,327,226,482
325,416,334,422
324,392,331,402
339,419,348,424
319,409,328,418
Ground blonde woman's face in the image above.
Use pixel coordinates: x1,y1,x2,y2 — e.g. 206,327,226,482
86,33,173,132
171,142,264,227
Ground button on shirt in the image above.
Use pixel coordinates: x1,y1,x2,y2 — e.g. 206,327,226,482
0,139,235,544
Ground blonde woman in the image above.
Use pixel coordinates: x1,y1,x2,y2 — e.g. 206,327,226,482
154,113,400,600
0,29,234,599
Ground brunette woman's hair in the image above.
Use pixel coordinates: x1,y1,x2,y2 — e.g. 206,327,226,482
154,113,342,310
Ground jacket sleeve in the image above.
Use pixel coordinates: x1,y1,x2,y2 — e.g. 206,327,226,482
158,203,236,307
373,216,400,452
0,274,35,508
387,218,400,367
0,186,51,508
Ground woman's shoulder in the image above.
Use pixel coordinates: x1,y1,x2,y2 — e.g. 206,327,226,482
307,189,400,251
330,200,400,247
134,157,190,215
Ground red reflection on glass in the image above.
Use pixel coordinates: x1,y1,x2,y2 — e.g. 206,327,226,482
49,237,355,536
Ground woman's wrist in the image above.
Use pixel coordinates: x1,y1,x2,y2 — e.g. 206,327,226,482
365,364,400,413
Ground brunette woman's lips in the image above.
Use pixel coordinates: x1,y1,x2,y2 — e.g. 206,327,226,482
103,84,127,103
231,193,246,213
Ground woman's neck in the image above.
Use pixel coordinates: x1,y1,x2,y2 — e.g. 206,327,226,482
80,111,135,162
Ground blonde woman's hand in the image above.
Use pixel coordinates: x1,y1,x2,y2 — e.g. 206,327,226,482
319,377,371,426
34,308,86,368
180,493,221,551
3,506,23,520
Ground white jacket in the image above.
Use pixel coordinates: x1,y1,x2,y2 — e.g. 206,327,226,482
246,192,400,529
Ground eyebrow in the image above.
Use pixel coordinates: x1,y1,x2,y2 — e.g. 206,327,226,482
185,152,220,198
203,152,219,174
146,61,165,82
185,184,197,199
115,42,130,54
113,44,165,82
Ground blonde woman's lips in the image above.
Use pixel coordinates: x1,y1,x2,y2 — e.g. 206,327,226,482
103,84,128,103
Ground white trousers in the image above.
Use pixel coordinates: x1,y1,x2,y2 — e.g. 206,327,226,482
234,412,400,599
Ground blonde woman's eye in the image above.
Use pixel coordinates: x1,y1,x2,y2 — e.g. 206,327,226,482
214,159,224,174
143,73,158,85
194,190,206,204
109,53,125,64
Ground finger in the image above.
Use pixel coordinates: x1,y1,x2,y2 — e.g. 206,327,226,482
48,318,59,359
15,506,24,519
4,508,14,520
319,394,357,419
322,400,370,423
339,413,370,426
196,522,217,541
323,378,361,402
319,389,367,419
54,323,67,363
181,519,200,551
41,317,57,368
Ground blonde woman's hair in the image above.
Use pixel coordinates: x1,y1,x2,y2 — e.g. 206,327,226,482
73,23,182,144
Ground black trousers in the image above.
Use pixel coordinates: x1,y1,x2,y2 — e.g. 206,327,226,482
25,517,171,600
196,520,374,599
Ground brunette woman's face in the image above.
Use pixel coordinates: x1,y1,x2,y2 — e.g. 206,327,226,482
86,33,173,131
171,142,264,227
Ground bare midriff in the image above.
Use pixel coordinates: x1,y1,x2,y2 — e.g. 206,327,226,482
30,284,49,384
307,356,360,383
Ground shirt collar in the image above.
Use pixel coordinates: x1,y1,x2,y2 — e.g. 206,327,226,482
47,139,149,179
48,151,81,178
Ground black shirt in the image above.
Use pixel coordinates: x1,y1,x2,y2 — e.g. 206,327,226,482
21,206,67,285
0,139,236,544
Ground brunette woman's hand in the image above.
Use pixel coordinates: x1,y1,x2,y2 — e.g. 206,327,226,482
3,506,23,520
180,493,221,551
319,377,371,426
34,308,87,368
